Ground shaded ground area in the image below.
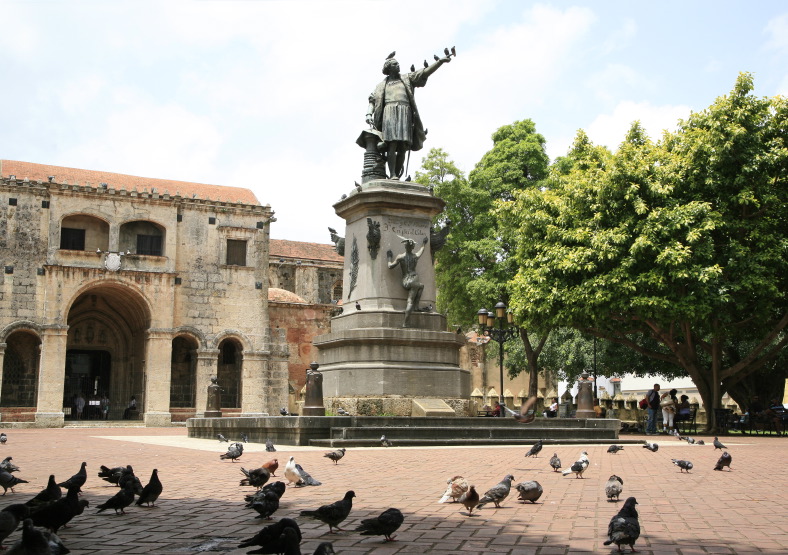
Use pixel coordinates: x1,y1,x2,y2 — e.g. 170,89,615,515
0,427,785,554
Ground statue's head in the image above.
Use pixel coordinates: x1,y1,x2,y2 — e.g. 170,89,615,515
382,58,400,76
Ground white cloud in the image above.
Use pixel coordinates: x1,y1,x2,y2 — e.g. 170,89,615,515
586,64,647,103
583,101,691,152
764,12,788,53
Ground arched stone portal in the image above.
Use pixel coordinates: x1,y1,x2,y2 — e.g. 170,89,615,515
0,330,42,421
217,338,243,409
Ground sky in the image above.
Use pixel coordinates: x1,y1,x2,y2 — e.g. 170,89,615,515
2,1,786,244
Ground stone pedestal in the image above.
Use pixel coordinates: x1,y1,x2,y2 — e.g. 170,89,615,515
575,373,596,419
314,179,469,406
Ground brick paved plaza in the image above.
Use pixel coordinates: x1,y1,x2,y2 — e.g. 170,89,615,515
0,427,785,554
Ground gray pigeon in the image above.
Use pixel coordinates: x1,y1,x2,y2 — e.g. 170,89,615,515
249,489,279,520
217,433,229,442
238,517,301,549
607,445,624,454
118,466,144,495
239,466,270,490
605,475,624,502
603,496,640,553
312,542,336,555
686,437,696,444
380,435,393,447
246,526,299,555
135,469,162,507
265,438,276,452
696,440,705,445
24,475,61,508
0,434,6,445
0,470,28,495
476,474,515,509
643,442,659,452
713,436,727,450
0,457,19,473
96,482,135,515
524,440,543,458
299,490,355,533
57,462,87,493
515,481,543,503
549,453,561,472
220,443,243,462
240,432,249,443
97,465,125,485
323,448,346,465
713,451,732,471
0,504,29,548
295,463,321,486
5,518,52,555
354,507,404,542
672,459,693,473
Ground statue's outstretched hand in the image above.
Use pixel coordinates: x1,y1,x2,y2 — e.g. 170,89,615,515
386,250,393,259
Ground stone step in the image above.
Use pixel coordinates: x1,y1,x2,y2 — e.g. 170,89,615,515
326,425,617,441
309,437,645,448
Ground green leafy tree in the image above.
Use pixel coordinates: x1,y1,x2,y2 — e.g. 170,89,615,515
505,74,787,429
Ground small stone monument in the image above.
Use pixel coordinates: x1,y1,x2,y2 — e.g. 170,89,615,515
205,376,222,418
301,362,326,417
574,372,595,419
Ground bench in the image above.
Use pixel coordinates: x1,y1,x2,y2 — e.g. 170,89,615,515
675,408,697,435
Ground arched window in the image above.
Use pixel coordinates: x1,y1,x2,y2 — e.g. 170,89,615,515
119,220,166,256
60,214,109,252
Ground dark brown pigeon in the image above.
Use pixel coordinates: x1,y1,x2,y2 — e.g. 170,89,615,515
603,496,640,552
238,517,301,549
354,507,403,542
458,485,479,516
135,469,162,507
57,462,87,493
713,451,732,471
299,490,355,533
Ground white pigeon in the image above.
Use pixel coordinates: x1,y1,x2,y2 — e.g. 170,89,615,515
284,456,303,486
438,475,469,503
562,451,589,478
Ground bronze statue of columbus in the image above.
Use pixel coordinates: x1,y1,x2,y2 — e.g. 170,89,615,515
366,51,452,180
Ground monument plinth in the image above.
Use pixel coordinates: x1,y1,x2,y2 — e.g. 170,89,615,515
314,179,469,406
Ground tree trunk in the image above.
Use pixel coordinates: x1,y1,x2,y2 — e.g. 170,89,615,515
519,328,550,398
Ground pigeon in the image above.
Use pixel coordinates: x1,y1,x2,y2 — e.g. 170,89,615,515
239,466,270,489
5,518,54,555
686,437,696,445
386,51,395,59
280,408,290,416
354,507,404,542
135,469,162,507
299,490,355,533
515,481,543,503
246,525,300,555
262,458,279,476
0,433,6,445
696,440,705,445
410,64,415,72
220,442,243,462
323,448,346,465
355,301,361,310
444,47,451,57
423,60,429,68
713,451,732,471
603,496,640,553
524,440,543,458
29,485,82,533
713,436,727,450
678,435,688,441
97,465,125,485
0,470,28,495
262,481,286,499
118,466,144,495
607,445,625,454
438,475,468,503
295,463,321,486
562,452,590,478
24,475,61,507
238,517,302,549
56,462,87,493
476,474,515,509
337,408,350,416
672,459,693,473
549,453,562,472
95,482,135,514
433,54,439,61
248,489,280,520
451,46,457,57
605,475,624,502
241,433,249,443
217,433,229,442
643,442,659,452
284,456,303,486
265,438,276,452
458,485,479,516
0,457,19,473
312,542,336,555
380,435,393,447
0,504,29,548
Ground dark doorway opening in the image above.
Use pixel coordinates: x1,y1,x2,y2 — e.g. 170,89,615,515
65,349,110,420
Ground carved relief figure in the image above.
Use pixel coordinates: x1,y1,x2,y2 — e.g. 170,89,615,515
387,235,430,327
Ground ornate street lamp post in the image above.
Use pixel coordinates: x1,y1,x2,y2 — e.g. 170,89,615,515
477,301,518,418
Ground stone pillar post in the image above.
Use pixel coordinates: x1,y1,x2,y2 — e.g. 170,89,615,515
35,326,68,427
575,372,595,419
240,350,269,417
0,342,5,421
194,348,219,418
143,329,173,427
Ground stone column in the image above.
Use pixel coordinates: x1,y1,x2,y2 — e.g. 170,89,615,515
194,348,219,418
575,372,596,419
0,342,5,421
35,325,68,427
240,350,269,417
143,329,173,427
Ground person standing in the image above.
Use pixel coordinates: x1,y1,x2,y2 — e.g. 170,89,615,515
100,394,110,420
660,388,678,434
75,393,85,420
646,384,661,435
124,395,137,419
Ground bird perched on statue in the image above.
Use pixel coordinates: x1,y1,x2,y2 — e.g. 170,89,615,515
354,507,404,542
438,475,468,503
672,459,693,473
0,504,29,548
217,433,228,443
713,436,727,450
323,448,346,465
605,475,624,502
643,442,659,452
96,482,135,515
458,485,479,516
515,481,543,504
265,438,276,452
0,470,28,495
386,51,395,59
714,451,732,471
562,451,590,479
355,302,361,310
220,443,243,463
603,496,640,553
261,458,279,477
238,517,302,549
524,440,543,458
24,475,61,508
423,59,429,68
240,466,270,490
410,64,415,72
57,462,87,493
0,457,19,473
549,453,562,472
476,474,515,509
300,490,355,533
380,435,393,447
135,469,162,507
607,445,625,454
